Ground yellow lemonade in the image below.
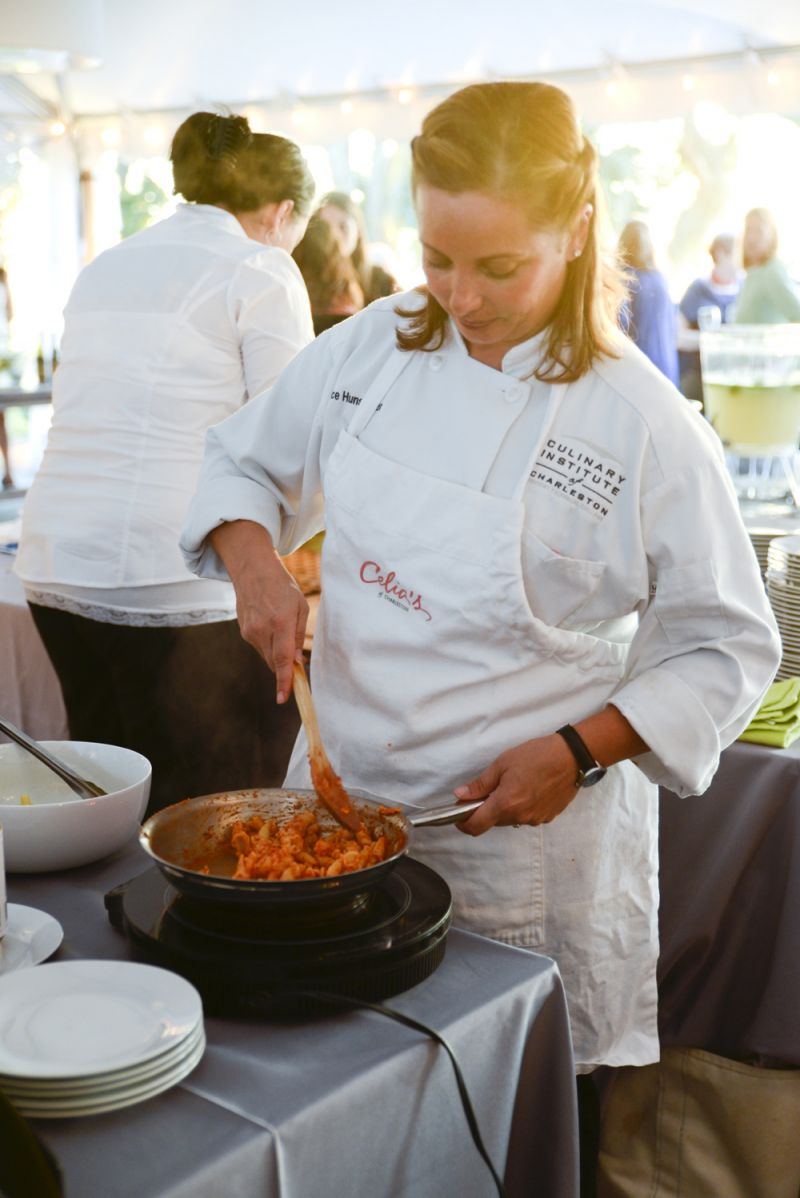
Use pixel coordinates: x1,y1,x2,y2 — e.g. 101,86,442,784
702,383,800,450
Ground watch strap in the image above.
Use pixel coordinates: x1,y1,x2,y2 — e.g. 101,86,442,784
556,724,600,776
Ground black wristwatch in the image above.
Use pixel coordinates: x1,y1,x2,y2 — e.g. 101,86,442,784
556,724,608,788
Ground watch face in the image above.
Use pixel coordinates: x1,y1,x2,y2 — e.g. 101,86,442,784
579,766,608,788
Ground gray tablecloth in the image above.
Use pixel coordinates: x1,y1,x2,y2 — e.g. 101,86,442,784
658,739,800,1065
6,842,579,1198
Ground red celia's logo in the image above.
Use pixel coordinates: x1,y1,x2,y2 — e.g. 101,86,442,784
359,561,432,621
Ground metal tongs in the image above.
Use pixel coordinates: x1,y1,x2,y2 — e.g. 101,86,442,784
0,718,107,800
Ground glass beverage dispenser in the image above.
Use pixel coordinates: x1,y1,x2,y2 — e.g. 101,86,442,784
700,323,800,503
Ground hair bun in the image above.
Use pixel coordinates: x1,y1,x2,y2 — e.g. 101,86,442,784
206,115,252,174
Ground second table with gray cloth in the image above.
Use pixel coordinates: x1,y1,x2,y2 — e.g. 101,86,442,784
6,839,580,1198
658,738,800,1065
598,738,800,1197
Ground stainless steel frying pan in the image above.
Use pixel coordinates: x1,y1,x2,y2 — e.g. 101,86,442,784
139,788,482,909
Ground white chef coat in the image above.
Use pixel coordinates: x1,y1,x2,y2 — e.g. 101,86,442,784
181,291,780,1067
16,203,313,622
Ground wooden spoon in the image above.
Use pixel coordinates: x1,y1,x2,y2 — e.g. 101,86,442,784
292,662,363,834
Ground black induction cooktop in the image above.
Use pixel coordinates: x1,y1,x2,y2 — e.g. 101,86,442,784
106,859,452,1015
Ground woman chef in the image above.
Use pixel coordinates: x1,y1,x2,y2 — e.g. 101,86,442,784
182,81,779,1125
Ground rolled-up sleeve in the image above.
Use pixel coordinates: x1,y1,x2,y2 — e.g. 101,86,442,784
611,453,781,796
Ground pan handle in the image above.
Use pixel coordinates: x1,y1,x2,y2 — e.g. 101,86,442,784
406,798,485,828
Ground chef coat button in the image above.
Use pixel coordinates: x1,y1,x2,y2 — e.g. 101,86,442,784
428,355,444,372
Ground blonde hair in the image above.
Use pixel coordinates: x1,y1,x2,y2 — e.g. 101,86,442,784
396,81,625,382
743,207,778,269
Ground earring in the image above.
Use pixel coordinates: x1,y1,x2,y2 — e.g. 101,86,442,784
573,248,582,259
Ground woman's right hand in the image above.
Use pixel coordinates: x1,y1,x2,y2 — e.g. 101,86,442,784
209,520,308,702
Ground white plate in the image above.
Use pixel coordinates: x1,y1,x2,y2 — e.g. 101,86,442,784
0,906,63,975
15,1032,206,1119
0,960,202,1079
0,1020,205,1095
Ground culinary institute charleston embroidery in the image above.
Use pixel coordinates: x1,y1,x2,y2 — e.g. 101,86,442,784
530,437,627,519
359,561,432,621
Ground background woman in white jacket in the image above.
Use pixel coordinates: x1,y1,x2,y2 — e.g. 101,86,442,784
16,111,315,813
181,84,780,1192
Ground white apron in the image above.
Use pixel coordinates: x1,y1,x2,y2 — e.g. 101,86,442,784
285,349,659,1070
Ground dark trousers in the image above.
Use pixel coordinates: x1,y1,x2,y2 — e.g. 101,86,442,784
29,604,300,815
577,1073,600,1198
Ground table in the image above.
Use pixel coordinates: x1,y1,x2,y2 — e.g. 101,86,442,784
597,739,800,1196
7,842,580,1198
0,551,68,741
658,738,800,1065
0,385,52,412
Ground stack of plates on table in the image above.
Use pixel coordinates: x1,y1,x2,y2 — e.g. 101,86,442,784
0,960,204,1118
767,534,800,680
750,527,795,579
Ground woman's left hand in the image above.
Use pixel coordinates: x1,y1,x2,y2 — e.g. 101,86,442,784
453,734,581,835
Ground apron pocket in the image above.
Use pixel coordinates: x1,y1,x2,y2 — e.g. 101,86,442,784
522,528,606,628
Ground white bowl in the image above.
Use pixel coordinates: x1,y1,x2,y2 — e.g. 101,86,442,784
0,741,152,873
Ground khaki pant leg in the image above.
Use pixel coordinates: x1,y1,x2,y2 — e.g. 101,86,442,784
597,1047,800,1198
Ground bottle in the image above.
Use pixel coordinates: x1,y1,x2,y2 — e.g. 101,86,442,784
51,344,59,374
36,342,46,384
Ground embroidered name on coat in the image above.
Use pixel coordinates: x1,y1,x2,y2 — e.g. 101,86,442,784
530,437,627,520
330,387,362,405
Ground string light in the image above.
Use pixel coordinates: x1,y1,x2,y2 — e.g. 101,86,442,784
397,88,414,105
100,126,120,146
48,119,66,137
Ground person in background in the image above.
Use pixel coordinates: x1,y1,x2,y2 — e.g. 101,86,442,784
292,213,365,334
15,112,315,814
181,82,779,1193
618,219,680,387
677,233,741,400
0,266,14,488
734,207,800,324
315,190,399,305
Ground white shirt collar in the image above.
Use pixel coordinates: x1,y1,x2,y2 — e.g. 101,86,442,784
176,202,250,240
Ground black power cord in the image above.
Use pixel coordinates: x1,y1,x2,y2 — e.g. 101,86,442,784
286,990,509,1198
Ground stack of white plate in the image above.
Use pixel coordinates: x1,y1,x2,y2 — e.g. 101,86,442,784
767,534,800,680
0,960,204,1118
750,527,794,579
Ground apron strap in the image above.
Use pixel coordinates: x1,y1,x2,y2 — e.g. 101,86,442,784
511,383,564,503
491,382,565,505
347,347,415,439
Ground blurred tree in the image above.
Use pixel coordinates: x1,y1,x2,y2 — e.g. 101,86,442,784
118,165,168,240
595,142,644,233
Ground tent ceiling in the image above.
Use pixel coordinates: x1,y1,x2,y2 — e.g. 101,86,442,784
1,0,799,118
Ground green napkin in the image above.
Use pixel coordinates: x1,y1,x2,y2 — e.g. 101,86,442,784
738,676,800,747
